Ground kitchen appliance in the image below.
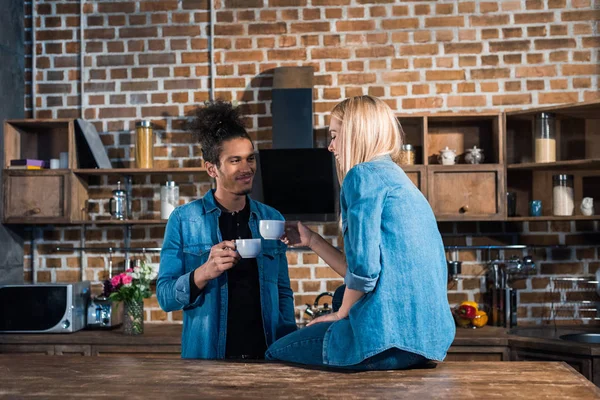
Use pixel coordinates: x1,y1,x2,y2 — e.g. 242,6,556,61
86,297,123,329
304,292,334,319
0,281,90,333
485,256,536,328
109,181,128,220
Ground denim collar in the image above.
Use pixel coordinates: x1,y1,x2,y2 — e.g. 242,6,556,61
202,189,259,219
371,154,393,162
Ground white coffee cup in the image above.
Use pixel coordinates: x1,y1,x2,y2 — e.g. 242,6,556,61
259,220,285,240
49,159,60,169
235,238,261,258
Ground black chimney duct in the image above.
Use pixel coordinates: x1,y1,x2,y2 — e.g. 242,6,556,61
271,66,314,149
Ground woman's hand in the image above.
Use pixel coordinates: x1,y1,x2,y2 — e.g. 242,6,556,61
281,221,316,248
306,311,346,327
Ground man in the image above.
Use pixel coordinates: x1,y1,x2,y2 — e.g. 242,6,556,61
157,100,296,359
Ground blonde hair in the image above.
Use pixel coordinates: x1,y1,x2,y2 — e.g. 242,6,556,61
330,95,403,182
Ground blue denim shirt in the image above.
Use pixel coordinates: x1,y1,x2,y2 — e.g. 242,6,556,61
157,190,297,359
323,156,455,366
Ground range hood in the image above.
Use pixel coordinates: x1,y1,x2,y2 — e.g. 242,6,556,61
252,66,340,222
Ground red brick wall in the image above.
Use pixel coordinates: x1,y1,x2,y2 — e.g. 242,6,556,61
22,0,599,325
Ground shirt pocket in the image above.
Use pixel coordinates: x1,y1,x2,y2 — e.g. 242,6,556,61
182,244,212,274
261,242,286,284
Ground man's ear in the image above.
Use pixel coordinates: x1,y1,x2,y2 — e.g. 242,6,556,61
206,162,218,179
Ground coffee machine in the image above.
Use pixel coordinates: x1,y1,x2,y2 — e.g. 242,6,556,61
485,256,536,328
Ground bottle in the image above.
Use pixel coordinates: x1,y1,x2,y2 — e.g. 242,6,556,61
135,120,154,169
552,174,574,216
534,112,556,163
161,181,179,220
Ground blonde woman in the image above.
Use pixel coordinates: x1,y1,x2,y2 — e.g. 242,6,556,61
265,95,455,370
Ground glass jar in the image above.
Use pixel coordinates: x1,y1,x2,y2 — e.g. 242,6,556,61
161,181,179,220
552,174,574,216
398,144,416,165
135,120,154,169
534,112,556,163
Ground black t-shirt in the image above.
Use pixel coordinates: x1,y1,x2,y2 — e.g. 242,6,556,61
189,198,266,359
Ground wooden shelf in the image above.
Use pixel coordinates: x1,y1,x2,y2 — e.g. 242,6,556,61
3,168,70,175
507,216,600,222
74,168,207,176
507,159,600,171
427,163,503,171
506,99,600,120
72,219,168,225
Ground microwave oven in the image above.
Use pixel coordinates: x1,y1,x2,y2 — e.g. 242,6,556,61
0,281,90,333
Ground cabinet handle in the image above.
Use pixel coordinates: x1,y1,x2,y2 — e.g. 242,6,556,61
459,205,469,214
31,208,41,215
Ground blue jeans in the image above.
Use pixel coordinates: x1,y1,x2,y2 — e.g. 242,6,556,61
265,321,427,371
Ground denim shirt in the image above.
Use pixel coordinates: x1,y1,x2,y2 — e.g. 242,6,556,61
323,156,456,366
157,190,297,359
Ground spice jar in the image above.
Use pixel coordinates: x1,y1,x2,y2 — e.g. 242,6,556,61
160,181,179,220
552,174,574,216
534,112,556,163
135,120,154,169
397,144,415,165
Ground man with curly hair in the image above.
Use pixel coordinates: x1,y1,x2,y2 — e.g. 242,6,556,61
157,100,296,359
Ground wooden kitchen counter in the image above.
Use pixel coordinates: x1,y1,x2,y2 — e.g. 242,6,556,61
0,355,598,399
0,323,508,345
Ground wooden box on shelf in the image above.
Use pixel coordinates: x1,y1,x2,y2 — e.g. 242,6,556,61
506,100,600,221
2,119,88,224
428,165,505,221
4,170,87,224
425,113,505,220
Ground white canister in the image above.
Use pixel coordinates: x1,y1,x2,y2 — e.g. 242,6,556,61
160,181,179,220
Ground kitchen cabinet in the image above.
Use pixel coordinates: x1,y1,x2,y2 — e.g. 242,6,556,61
446,345,510,361
396,112,506,220
3,100,600,224
505,100,600,221
427,165,504,220
91,344,180,358
0,344,55,355
512,347,594,384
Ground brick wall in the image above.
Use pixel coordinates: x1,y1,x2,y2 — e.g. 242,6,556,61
22,0,599,325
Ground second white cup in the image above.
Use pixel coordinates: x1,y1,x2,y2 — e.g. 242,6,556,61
259,220,285,240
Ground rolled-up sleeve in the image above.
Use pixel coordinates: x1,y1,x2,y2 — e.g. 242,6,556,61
157,209,205,311
341,165,386,293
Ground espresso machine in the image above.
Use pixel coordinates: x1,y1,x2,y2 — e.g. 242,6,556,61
485,256,536,328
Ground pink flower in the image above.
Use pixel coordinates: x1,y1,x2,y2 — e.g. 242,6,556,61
111,274,121,288
127,268,134,273
122,275,133,286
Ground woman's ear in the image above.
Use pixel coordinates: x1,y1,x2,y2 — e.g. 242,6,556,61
206,162,218,179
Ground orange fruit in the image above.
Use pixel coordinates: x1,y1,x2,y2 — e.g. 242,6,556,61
472,311,488,328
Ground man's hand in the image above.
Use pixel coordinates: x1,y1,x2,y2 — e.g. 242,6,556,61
194,241,240,286
282,221,316,248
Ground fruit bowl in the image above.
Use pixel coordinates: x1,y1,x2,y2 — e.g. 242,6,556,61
452,302,489,329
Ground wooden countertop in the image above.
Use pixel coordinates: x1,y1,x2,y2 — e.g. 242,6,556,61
0,324,509,345
2,324,600,356
0,355,598,399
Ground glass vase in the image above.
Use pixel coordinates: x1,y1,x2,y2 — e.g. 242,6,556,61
123,299,144,335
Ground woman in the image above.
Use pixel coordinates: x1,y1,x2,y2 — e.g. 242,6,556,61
265,95,455,370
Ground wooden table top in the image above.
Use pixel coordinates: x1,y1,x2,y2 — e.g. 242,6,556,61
0,355,598,399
